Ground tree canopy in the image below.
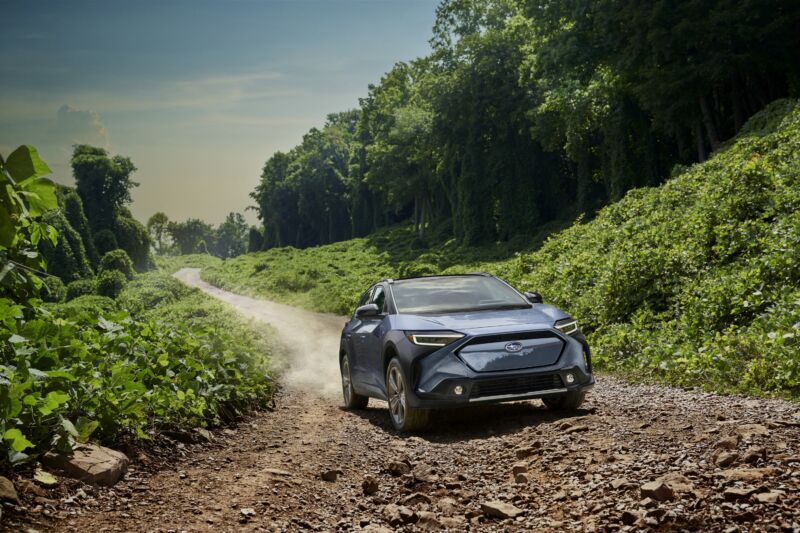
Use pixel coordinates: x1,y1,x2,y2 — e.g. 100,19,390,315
251,0,800,249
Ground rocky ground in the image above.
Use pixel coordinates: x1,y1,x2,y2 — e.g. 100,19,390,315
2,272,799,532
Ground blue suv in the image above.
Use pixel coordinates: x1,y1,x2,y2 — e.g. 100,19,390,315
339,274,594,431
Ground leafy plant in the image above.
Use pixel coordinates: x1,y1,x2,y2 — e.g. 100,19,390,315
99,249,135,280
96,269,127,298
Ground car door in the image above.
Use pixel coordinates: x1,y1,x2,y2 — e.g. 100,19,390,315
360,284,388,390
348,285,377,385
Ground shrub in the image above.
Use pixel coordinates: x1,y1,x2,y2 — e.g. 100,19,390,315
66,278,97,301
114,215,154,272
94,229,119,256
39,210,93,283
99,249,135,280
96,270,127,298
63,191,100,267
40,276,66,302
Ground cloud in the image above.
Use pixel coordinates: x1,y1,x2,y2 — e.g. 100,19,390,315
34,105,111,182
51,104,110,148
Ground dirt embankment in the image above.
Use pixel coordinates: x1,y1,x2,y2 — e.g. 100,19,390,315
19,269,800,532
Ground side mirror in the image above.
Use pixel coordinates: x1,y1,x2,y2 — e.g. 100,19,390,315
355,303,380,318
524,291,543,304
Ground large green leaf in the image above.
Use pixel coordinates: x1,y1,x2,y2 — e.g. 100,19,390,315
3,428,34,452
5,145,52,182
38,390,69,416
18,177,57,217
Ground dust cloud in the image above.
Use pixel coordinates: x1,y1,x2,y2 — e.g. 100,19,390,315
173,268,345,398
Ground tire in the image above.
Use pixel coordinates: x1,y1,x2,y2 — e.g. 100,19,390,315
543,391,586,411
385,358,429,432
341,354,369,410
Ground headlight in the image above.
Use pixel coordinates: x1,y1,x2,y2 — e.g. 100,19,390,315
406,332,464,347
555,318,579,336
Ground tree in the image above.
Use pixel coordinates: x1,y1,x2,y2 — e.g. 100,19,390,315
63,191,99,267
71,145,138,232
167,219,214,255
212,212,248,259
147,212,170,254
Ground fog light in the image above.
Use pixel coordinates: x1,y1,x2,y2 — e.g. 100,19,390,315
565,373,575,384
453,385,464,395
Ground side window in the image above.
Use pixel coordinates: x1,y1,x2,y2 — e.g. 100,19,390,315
357,289,370,308
371,285,386,313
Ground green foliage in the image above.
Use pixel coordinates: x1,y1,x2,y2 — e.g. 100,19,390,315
40,277,66,303
168,218,213,254
63,191,99,267
71,145,138,232
65,278,97,301
96,270,127,298
212,102,800,397
99,249,135,280
38,210,93,283
113,215,153,272
93,229,118,256
147,212,170,254
210,212,248,259
249,0,800,252
0,145,58,301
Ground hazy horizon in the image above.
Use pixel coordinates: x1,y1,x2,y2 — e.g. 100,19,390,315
0,0,437,225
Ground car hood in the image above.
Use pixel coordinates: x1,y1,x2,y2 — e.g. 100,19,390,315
396,305,569,333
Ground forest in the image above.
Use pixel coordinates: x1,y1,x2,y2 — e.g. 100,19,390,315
250,0,800,249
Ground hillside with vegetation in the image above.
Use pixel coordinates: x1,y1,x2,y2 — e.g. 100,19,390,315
0,146,272,470
206,99,800,398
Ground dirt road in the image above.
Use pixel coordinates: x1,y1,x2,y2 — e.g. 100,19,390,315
42,270,800,531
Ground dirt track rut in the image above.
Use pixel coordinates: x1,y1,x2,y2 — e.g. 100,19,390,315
36,270,800,531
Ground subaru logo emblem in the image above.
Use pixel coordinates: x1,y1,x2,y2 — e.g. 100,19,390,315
505,342,523,353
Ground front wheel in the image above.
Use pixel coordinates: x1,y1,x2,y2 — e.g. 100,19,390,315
341,354,368,409
386,358,429,432
542,391,586,411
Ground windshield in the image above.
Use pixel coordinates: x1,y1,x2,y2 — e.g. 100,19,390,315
391,276,530,314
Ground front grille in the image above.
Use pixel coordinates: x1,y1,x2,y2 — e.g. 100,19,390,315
470,373,563,399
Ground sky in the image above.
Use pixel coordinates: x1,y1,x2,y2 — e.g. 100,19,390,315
0,0,438,225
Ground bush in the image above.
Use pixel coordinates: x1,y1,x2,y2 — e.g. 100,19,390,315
94,229,118,256
66,278,97,301
96,270,127,298
63,191,99,267
114,215,154,272
99,249,135,280
40,276,66,302
39,210,93,283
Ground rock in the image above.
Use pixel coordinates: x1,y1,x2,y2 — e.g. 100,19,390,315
194,428,214,442
416,511,443,530
735,424,769,439
715,451,739,467
515,443,541,459
715,436,739,450
362,475,379,495
481,500,524,519
402,492,431,506
0,476,20,504
320,469,342,482
640,481,675,502
733,510,757,523
362,526,393,533
42,444,129,486
553,490,567,501
16,479,46,498
412,463,439,483
753,490,783,504
721,467,776,481
239,507,256,523
657,473,693,493
620,510,642,526
437,497,458,516
741,446,766,464
440,516,467,529
264,468,292,476
514,473,529,484
387,460,410,476
33,467,58,487
565,424,589,434
611,478,629,489
512,461,528,475
383,504,416,526
723,486,758,501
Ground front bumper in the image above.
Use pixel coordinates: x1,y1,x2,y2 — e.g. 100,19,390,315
405,329,594,409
